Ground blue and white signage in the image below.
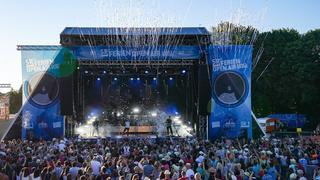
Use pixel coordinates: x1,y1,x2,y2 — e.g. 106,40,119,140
208,45,252,139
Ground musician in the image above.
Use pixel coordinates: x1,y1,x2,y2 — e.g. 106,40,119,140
166,116,173,136
93,118,99,136
123,119,130,136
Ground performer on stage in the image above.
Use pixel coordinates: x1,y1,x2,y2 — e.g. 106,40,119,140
123,119,130,136
166,116,173,136
93,119,99,136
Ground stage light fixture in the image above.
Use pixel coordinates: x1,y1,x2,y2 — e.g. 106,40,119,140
132,107,140,114
97,77,101,81
103,70,106,74
145,70,149,74
151,112,157,117
130,78,134,80
169,77,173,80
116,112,121,117
85,70,88,74
137,77,140,80
176,120,182,124
182,70,186,74
153,77,157,80
114,77,118,81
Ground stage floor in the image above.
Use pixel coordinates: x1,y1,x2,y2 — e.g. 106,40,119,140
75,124,187,138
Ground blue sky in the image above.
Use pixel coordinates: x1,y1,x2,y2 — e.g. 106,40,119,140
0,0,319,91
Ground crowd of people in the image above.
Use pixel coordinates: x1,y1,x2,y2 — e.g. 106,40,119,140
0,135,319,180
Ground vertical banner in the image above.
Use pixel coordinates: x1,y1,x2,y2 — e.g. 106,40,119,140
208,45,252,139
20,47,76,140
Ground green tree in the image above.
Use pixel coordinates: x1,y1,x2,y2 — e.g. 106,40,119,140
9,86,22,114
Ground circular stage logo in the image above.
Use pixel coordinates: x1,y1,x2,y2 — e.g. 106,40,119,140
213,71,248,107
25,72,59,107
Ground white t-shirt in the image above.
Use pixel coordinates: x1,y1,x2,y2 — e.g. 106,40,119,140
58,143,66,151
123,146,130,156
91,160,101,175
20,176,30,180
186,169,195,179
125,121,130,128
30,174,41,180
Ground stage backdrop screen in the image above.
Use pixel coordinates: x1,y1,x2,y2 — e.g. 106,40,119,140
208,45,252,139
20,47,75,140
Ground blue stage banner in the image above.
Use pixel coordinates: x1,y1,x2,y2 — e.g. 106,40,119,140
268,114,307,128
71,45,201,60
20,47,72,140
208,45,252,139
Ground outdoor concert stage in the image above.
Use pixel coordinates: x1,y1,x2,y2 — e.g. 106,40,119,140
8,27,253,141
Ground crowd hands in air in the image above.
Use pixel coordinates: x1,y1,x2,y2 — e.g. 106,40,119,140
0,136,320,180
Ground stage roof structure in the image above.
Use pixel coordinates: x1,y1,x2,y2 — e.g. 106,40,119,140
61,27,210,36
60,27,211,46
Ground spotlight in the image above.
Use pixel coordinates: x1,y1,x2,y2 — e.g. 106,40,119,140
151,112,157,117
169,77,173,80
103,70,106,74
145,70,149,74
114,77,118,81
85,70,88,74
153,77,157,80
137,77,140,81
182,70,186,74
77,66,80,70
130,78,134,80
102,111,105,114
116,112,121,117
97,77,101,81
132,107,140,114
176,120,182,124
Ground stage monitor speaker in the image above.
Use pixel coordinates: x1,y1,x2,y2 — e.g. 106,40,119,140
198,64,212,115
59,75,74,115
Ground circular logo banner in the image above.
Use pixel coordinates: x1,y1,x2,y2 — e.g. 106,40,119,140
213,71,248,107
24,72,59,108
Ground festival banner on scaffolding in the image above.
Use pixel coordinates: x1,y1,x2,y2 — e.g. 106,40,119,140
208,45,252,139
20,46,75,140
71,45,201,60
